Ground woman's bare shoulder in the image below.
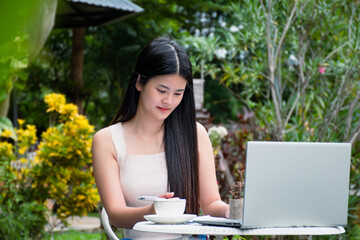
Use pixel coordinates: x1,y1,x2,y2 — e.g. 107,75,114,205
196,122,208,138
93,126,112,141
92,126,114,151
92,126,117,162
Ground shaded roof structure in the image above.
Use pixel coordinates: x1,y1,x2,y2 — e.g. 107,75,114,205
55,0,144,28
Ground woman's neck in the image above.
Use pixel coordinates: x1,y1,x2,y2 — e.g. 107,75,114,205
125,113,164,137
122,113,165,154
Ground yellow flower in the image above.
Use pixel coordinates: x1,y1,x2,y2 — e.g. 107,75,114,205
76,149,83,156
33,155,41,165
59,103,78,119
18,119,25,127
77,195,86,200
26,124,36,132
0,142,14,158
213,148,219,156
1,129,12,138
17,173,23,181
18,146,28,155
49,152,59,158
16,124,37,153
51,139,61,147
44,93,66,113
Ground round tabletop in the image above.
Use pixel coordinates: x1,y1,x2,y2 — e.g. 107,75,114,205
133,221,345,236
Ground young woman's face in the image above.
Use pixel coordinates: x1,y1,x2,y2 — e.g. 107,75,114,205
137,74,187,121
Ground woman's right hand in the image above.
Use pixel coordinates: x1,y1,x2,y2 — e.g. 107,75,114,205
149,192,176,215
158,192,175,199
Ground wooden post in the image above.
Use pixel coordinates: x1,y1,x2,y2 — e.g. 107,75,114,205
70,28,85,114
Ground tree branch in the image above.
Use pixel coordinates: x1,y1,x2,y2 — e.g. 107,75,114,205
323,42,349,63
319,65,355,140
345,89,360,140
284,84,310,128
260,0,283,137
219,82,251,110
273,1,298,65
349,123,360,146
242,66,272,82
283,30,310,128
331,67,354,125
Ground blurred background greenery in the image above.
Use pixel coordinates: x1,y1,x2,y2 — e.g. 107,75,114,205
1,0,359,239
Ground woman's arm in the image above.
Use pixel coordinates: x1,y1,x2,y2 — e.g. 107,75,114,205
92,128,157,229
197,122,229,218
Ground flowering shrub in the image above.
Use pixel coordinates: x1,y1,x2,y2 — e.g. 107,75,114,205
0,119,38,193
208,125,228,153
31,93,99,222
207,109,271,200
0,140,14,160
0,93,100,237
0,120,47,239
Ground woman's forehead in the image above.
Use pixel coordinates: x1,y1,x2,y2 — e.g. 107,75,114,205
149,74,187,88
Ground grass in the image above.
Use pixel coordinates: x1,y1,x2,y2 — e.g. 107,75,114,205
87,211,101,218
43,210,126,240
46,230,104,240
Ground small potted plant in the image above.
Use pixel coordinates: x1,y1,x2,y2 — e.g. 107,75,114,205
229,170,245,219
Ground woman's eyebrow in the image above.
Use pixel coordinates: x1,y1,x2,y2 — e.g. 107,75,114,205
159,84,185,92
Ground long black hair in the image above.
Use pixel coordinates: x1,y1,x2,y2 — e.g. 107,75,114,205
111,37,199,214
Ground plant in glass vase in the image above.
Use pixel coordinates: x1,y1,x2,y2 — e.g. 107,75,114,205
229,170,245,219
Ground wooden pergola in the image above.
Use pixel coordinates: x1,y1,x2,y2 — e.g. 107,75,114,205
55,0,143,28
55,0,143,114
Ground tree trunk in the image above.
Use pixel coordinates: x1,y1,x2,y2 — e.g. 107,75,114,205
0,94,10,117
70,28,85,114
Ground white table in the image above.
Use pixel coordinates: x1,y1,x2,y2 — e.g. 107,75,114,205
133,221,345,240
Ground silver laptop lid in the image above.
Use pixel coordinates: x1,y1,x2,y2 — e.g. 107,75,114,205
242,141,351,228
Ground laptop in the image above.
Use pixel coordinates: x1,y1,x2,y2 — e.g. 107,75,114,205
194,141,351,229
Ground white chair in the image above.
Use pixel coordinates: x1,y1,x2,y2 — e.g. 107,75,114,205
101,208,120,240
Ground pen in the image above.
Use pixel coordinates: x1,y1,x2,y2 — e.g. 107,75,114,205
138,196,181,201
138,196,160,201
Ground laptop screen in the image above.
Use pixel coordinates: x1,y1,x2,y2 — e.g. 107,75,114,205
242,141,351,228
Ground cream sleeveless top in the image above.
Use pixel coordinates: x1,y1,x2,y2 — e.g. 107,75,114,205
109,122,181,239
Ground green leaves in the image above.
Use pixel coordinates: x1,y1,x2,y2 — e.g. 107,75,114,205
0,117,16,141
31,93,99,223
0,1,56,117
184,0,360,144
183,35,221,62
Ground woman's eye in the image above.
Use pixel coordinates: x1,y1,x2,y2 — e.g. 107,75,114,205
175,92,183,96
157,89,166,94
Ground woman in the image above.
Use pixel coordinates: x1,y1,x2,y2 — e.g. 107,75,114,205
92,37,229,239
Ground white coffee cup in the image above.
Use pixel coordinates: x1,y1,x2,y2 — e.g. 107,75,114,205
154,198,186,216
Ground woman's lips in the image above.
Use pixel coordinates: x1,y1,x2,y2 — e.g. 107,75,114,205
157,106,170,113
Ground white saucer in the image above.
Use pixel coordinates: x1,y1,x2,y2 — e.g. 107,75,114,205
144,214,196,224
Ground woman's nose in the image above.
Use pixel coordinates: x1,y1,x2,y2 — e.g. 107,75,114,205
162,94,172,105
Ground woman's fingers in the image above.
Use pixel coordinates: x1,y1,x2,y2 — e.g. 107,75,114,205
158,192,175,199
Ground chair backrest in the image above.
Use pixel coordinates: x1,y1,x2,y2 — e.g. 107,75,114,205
101,208,120,240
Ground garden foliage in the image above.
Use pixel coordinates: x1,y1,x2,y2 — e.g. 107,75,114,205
0,121,47,239
2,0,360,238
200,1,360,238
32,93,100,222
0,0,56,118
0,93,99,238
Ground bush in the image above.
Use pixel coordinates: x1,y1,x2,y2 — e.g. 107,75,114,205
0,93,100,238
0,199,48,240
31,93,100,224
0,121,47,239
